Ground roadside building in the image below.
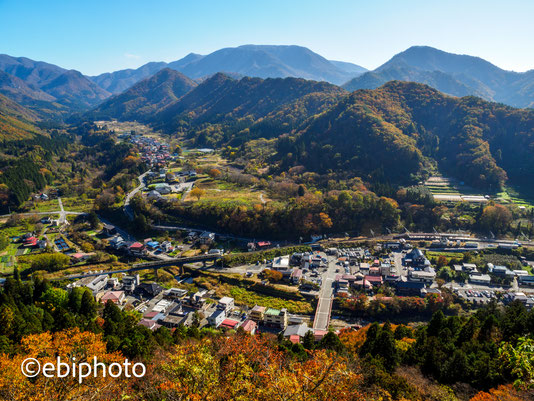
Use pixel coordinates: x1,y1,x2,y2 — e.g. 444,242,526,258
395,280,425,296
283,323,313,342
364,275,383,287
103,224,117,236
129,242,146,256
198,231,215,244
291,269,303,285
469,273,492,285
264,307,288,329
272,256,290,271
122,275,140,292
220,319,240,330
139,318,161,331
164,288,188,299
240,319,257,334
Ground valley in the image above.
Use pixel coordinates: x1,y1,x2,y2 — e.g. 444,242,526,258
1,38,534,401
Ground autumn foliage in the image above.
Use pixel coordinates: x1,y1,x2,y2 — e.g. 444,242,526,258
143,333,364,401
0,328,127,401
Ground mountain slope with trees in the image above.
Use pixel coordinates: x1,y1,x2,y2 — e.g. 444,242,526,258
0,93,41,140
0,54,110,116
88,68,197,122
150,73,348,145
276,81,534,190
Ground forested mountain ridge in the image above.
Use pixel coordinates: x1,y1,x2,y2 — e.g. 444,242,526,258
343,46,534,108
276,81,534,190
87,68,197,122
89,69,534,192
150,73,348,145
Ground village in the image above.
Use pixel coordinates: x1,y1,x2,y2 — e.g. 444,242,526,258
1,129,534,344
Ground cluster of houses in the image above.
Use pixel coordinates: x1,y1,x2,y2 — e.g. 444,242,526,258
129,135,172,168
104,224,175,256
331,247,440,296
19,232,47,249
330,244,534,302
67,271,323,338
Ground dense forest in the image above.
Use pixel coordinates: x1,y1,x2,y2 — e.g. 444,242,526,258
273,81,534,191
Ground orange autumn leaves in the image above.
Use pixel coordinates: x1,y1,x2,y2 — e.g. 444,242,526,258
0,329,128,401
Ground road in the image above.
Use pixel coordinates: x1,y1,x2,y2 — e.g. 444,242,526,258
0,196,85,220
97,215,136,242
124,171,150,221
313,256,337,331
57,197,66,225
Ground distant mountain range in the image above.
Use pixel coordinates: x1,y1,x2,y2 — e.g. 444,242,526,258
90,45,367,93
343,46,534,108
1,44,534,124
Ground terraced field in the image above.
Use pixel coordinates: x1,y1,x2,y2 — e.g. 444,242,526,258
424,177,488,203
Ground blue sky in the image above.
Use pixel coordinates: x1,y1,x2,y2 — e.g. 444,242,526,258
1,0,533,75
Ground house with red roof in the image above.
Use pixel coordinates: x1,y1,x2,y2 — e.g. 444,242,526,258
139,318,161,331
129,242,146,256
100,290,125,305
220,318,240,330
240,319,257,335
23,236,38,247
289,335,300,344
364,275,383,287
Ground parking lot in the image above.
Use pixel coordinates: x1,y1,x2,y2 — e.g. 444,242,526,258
453,287,497,304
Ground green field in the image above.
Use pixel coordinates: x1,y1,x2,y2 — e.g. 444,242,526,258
495,186,534,208
184,178,268,205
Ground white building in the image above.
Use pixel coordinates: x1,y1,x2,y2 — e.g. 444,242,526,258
208,309,226,328
217,296,235,313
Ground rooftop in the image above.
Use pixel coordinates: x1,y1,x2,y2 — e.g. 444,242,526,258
265,308,281,316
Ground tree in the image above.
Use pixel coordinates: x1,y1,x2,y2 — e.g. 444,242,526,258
30,253,70,272
80,289,97,318
479,204,512,235
207,168,221,179
88,210,100,229
318,331,345,353
263,269,283,282
190,187,206,201
499,337,534,389
133,213,150,233
436,255,448,268
302,330,315,350
0,235,9,252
